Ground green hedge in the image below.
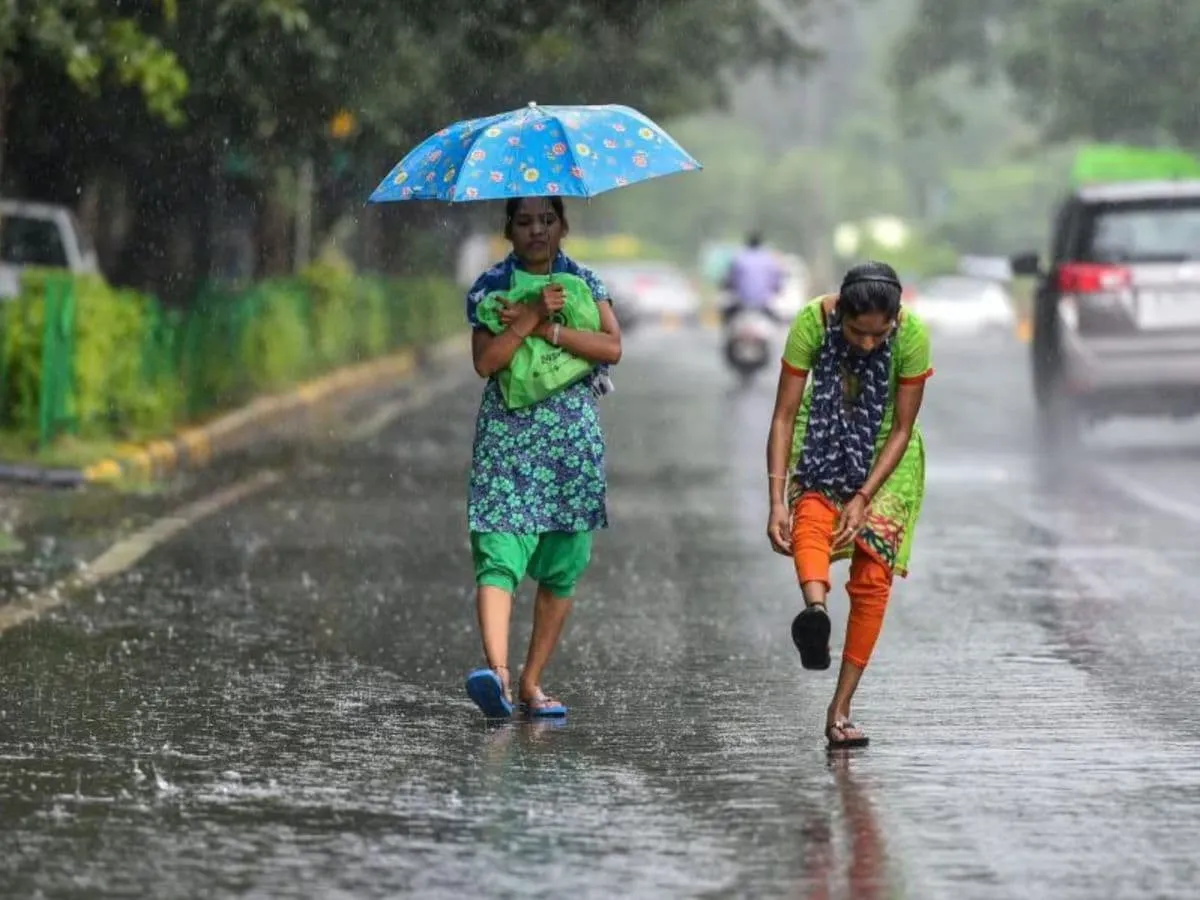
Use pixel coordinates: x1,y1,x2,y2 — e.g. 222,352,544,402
0,263,461,453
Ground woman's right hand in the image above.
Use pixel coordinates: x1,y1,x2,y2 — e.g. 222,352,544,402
535,284,565,320
767,501,793,556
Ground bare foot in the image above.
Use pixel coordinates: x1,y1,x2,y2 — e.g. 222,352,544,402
519,683,567,717
493,664,512,704
825,714,869,747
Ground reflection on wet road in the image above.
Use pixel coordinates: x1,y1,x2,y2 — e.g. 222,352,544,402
3,325,1200,898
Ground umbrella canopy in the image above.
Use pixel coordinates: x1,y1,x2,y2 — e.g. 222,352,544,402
368,102,702,204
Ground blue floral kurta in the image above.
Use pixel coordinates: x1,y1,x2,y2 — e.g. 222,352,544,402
466,252,611,534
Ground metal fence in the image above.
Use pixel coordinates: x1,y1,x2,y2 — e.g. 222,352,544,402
0,271,461,450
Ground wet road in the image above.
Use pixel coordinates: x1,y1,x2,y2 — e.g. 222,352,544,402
3,322,1200,898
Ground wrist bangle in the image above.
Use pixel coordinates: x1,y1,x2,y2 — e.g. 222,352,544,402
550,323,561,346
768,473,788,481
854,489,871,504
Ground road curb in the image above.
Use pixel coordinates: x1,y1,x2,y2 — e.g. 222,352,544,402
0,334,471,489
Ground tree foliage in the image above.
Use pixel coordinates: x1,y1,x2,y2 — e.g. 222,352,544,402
1,0,817,293
0,0,187,122
895,0,1200,146
594,0,1073,272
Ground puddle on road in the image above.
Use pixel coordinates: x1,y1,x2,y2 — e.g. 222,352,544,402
0,631,746,899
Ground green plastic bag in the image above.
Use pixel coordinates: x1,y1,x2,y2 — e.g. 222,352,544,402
475,269,602,410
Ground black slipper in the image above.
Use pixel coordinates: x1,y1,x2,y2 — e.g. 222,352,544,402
791,604,831,670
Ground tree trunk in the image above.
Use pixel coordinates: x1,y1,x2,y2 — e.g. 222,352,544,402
0,74,8,192
360,204,382,272
0,69,20,195
256,185,292,277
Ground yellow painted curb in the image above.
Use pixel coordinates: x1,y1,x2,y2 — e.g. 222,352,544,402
83,458,123,484
295,384,325,404
394,350,417,374
178,429,211,465
77,346,432,485
115,444,153,476
146,440,178,472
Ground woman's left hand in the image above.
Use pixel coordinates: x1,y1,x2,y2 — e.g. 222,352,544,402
832,494,869,549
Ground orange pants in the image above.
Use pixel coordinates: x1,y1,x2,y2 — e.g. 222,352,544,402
791,492,893,669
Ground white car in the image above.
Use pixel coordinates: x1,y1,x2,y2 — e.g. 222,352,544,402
588,260,703,323
0,199,99,299
768,252,811,320
908,275,1015,336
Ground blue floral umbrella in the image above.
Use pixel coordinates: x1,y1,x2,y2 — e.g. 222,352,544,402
367,102,702,203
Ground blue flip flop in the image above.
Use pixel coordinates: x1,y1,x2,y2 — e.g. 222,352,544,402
465,668,513,719
520,691,568,719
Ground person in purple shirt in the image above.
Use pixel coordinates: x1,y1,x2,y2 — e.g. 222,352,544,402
722,232,786,324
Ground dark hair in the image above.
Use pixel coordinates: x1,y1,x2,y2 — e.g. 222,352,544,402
747,231,763,248
504,196,568,239
837,260,902,320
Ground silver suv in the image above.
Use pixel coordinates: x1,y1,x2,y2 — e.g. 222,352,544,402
1012,180,1200,440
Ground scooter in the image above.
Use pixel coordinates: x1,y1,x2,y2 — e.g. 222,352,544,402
722,306,777,382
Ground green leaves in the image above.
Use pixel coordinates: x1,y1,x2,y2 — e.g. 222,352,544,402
104,21,189,125
896,0,1200,146
13,0,819,162
3,0,820,290
6,1,188,125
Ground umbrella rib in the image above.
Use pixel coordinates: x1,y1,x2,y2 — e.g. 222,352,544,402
559,123,593,200
450,115,502,204
440,109,510,204
502,110,532,201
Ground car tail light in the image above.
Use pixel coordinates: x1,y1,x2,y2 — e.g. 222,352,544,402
1056,262,1133,333
1057,263,1130,294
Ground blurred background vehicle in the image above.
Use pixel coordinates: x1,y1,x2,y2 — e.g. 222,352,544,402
703,240,810,324
587,259,704,326
1013,175,1200,442
766,252,811,320
722,307,777,382
0,200,99,300
906,273,1015,337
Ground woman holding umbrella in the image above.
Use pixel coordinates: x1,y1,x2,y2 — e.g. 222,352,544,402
765,261,932,749
367,102,702,720
463,195,621,719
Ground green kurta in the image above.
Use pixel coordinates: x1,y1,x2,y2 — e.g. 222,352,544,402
782,298,933,576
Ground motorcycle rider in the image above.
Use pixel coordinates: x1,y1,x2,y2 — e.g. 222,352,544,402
722,231,786,325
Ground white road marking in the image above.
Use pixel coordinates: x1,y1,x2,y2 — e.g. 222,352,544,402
0,363,472,636
994,495,1186,588
345,373,469,442
0,469,282,636
1092,466,1200,527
